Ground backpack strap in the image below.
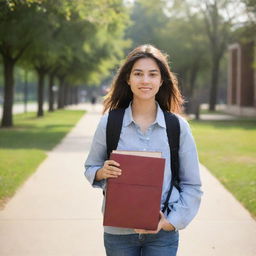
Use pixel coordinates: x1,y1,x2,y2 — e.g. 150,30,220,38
162,112,180,215
106,108,126,159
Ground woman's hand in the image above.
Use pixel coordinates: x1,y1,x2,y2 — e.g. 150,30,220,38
134,211,175,234
95,160,122,181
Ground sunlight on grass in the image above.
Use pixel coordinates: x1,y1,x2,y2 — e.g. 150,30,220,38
190,119,256,218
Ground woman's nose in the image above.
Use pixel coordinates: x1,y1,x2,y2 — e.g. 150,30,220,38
141,75,150,83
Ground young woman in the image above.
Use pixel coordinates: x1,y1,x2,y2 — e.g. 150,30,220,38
84,44,202,256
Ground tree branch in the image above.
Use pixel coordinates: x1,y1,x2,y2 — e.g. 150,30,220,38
13,41,31,62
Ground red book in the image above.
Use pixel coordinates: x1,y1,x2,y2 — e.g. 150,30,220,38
103,152,165,230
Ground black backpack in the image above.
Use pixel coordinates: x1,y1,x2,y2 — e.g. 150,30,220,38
106,108,180,215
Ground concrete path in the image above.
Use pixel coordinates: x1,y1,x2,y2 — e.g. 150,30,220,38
0,104,256,256
189,113,239,120
178,164,256,256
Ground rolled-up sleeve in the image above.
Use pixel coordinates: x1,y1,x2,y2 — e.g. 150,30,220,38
167,117,203,230
84,114,108,189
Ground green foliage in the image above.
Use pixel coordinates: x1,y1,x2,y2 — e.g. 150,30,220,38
0,0,130,85
0,0,131,125
126,0,168,47
47,0,131,85
126,0,210,101
0,110,85,204
159,14,210,74
0,0,47,60
242,0,256,13
191,119,256,218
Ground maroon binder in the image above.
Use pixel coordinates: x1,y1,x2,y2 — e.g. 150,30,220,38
103,152,165,230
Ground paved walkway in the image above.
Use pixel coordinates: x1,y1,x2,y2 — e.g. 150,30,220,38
0,104,256,256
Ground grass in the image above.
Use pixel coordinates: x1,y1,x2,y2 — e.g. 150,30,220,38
0,110,85,206
190,118,256,218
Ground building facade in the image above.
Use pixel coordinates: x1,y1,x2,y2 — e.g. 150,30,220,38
226,41,256,116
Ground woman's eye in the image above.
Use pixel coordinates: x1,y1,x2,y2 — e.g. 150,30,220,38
134,72,142,76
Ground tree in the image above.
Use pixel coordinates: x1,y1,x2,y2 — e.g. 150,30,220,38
0,0,46,126
1,0,130,123
159,14,210,112
126,0,210,112
51,0,130,108
173,0,254,110
243,0,256,21
234,0,256,47
126,0,169,48
199,0,232,111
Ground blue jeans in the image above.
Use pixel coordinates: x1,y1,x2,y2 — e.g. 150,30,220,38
104,230,179,256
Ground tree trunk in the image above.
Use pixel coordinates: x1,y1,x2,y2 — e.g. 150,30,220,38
186,62,200,114
48,73,55,112
70,88,73,105
188,62,199,97
23,69,28,113
68,86,73,105
57,76,65,109
74,87,79,105
71,87,77,105
180,65,200,115
209,56,220,111
1,56,15,127
177,68,189,97
63,83,68,107
36,68,46,117
203,2,229,111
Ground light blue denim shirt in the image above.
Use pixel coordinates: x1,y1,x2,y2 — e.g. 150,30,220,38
84,102,202,234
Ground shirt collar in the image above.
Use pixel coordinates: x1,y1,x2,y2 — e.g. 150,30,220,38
123,102,134,127
154,103,166,128
123,101,166,128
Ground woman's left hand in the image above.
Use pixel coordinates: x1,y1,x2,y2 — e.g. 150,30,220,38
134,211,175,234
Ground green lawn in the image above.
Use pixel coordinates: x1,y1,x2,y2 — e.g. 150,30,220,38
0,110,85,206
190,119,256,218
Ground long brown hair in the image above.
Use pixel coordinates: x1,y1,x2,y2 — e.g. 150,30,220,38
103,44,183,113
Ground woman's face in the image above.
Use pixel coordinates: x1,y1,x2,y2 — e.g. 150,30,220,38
127,57,162,102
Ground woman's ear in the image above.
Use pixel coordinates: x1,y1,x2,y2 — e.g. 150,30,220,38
126,75,129,86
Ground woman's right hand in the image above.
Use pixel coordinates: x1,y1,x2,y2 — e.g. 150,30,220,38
95,160,122,181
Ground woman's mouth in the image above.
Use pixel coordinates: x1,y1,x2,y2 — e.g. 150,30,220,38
138,87,152,91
